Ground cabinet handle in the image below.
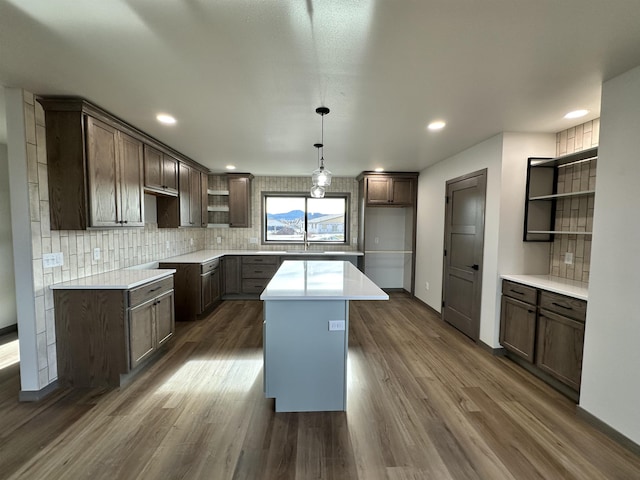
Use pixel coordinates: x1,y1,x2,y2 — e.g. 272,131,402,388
509,289,525,295
551,302,572,310
123,220,128,224
467,264,479,271
528,309,535,313
148,287,161,293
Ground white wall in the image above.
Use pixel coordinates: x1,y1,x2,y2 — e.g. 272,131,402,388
415,132,556,348
580,65,640,444
0,142,17,330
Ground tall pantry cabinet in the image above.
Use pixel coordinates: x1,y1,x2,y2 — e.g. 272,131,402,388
357,172,419,294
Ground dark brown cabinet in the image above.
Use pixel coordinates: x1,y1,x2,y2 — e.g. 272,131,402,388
228,173,253,227
499,279,587,396
53,275,175,387
159,258,221,321
500,281,537,363
362,175,415,206
222,256,242,296
179,163,203,227
39,101,145,229
143,144,178,196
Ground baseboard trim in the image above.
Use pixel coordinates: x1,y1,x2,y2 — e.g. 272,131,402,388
479,340,506,356
0,324,18,337
412,296,442,318
576,406,640,455
505,352,579,402
20,380,58,402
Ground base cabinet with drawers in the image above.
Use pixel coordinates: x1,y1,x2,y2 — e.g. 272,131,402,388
159,258,221,321
500,279,587,396
53,275,175,387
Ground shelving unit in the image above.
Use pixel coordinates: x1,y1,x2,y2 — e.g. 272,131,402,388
523,147,597,242
207,187,230,228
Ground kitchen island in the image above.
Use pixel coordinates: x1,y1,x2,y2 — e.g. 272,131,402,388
260,260,388,412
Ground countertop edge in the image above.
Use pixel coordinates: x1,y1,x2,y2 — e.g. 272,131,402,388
160,250,364,264
50,269,176,290
500,274,588,301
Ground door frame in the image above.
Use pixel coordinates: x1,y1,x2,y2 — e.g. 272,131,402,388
441,168,487,341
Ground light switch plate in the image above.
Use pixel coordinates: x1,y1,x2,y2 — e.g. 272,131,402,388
43,252,64,268
328,320,345,331
93,247,100,261
564,252,574,265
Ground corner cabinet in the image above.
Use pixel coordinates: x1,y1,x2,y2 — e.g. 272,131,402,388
39,99,145,229
361,174,415,206
53,275,175,387
206,173,253,228
524,147,597,241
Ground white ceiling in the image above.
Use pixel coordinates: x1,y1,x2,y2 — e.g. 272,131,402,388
1,1,640,176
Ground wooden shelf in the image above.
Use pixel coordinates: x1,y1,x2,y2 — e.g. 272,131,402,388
529,147,598,168
207,206,229,212
529,190,595,201
207,223,230,228
208,189,229,196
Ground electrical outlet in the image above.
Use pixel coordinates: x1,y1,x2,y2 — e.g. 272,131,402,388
166,241,170,250
189,238,194,246
43,252,64,268
328,320,345,331
216,236,222,244
352,236,357,244
425,282,430,291
564,252,574,265
249,237,258,244
93,247,100,261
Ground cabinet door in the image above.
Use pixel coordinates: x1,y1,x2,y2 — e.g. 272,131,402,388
366,177,391,204
162,154,179,194
500,296,536,363
155,291,175,348
201,171,209,227
129,300,155,369
190,167,202,226
143,145,163,191
223,256,242,295
228,175,251,227
118,132,144,226
201,271,213,312
86,116,119,227
179,163,193,227
536,309,585,391
211,268,221,302
391,178,413,205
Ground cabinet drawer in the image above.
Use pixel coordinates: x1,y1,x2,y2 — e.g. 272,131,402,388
201,258,220,274
242,278,269,294
242,264,278,279
129,276,173,307
502,280,537,304
539,291,586,322
243,255,278,265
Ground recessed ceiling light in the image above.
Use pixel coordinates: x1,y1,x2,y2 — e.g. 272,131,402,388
564,109,589,119
156,113,176,125
374,167,384,172
427,120,446,131
225,165,236,170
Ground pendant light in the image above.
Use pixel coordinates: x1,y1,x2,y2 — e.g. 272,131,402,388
310,143,325,198
312,107,332,188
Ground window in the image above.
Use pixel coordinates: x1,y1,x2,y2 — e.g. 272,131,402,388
263,194,348,244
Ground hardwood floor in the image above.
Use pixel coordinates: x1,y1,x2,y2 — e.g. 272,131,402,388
1,293,638,479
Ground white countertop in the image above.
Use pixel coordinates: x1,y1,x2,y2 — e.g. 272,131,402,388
500,274,588,300
160,249,363,264
260,260,389,301
50,269,175,290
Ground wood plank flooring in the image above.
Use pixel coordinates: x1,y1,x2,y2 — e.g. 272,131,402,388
1,293,639,479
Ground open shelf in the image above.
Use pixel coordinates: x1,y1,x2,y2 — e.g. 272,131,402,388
527,230,592,235
529,147,598,168
208,189,229,196
529,190,595,201
207,206,230,212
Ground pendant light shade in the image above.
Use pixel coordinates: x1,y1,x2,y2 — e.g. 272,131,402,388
311,107,332,190
311,142,325,198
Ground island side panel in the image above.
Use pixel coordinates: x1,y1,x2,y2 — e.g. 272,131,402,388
263,299,349,412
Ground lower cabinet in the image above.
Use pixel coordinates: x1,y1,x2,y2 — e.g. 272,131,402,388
53,275,175,387
159,258,221,321
499,280,587,396
222,256,242,296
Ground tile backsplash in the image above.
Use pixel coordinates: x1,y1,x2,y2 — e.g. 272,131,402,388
550,119,599,282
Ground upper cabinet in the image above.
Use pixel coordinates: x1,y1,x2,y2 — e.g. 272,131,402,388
38,97,209,230
40,100,144,229
228,173,253,227
524,147,597,242
360,174,416,206
143,145,178,196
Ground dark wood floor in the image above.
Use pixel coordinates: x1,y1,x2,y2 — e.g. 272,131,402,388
1,293,639,479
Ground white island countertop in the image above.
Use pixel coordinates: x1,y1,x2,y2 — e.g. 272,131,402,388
260,260,388,301
50,269,175,290
500,274,588,300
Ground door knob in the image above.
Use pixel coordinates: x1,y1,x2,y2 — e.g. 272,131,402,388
467,264,479,270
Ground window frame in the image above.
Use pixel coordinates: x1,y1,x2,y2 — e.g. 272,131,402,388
261,192,350,245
